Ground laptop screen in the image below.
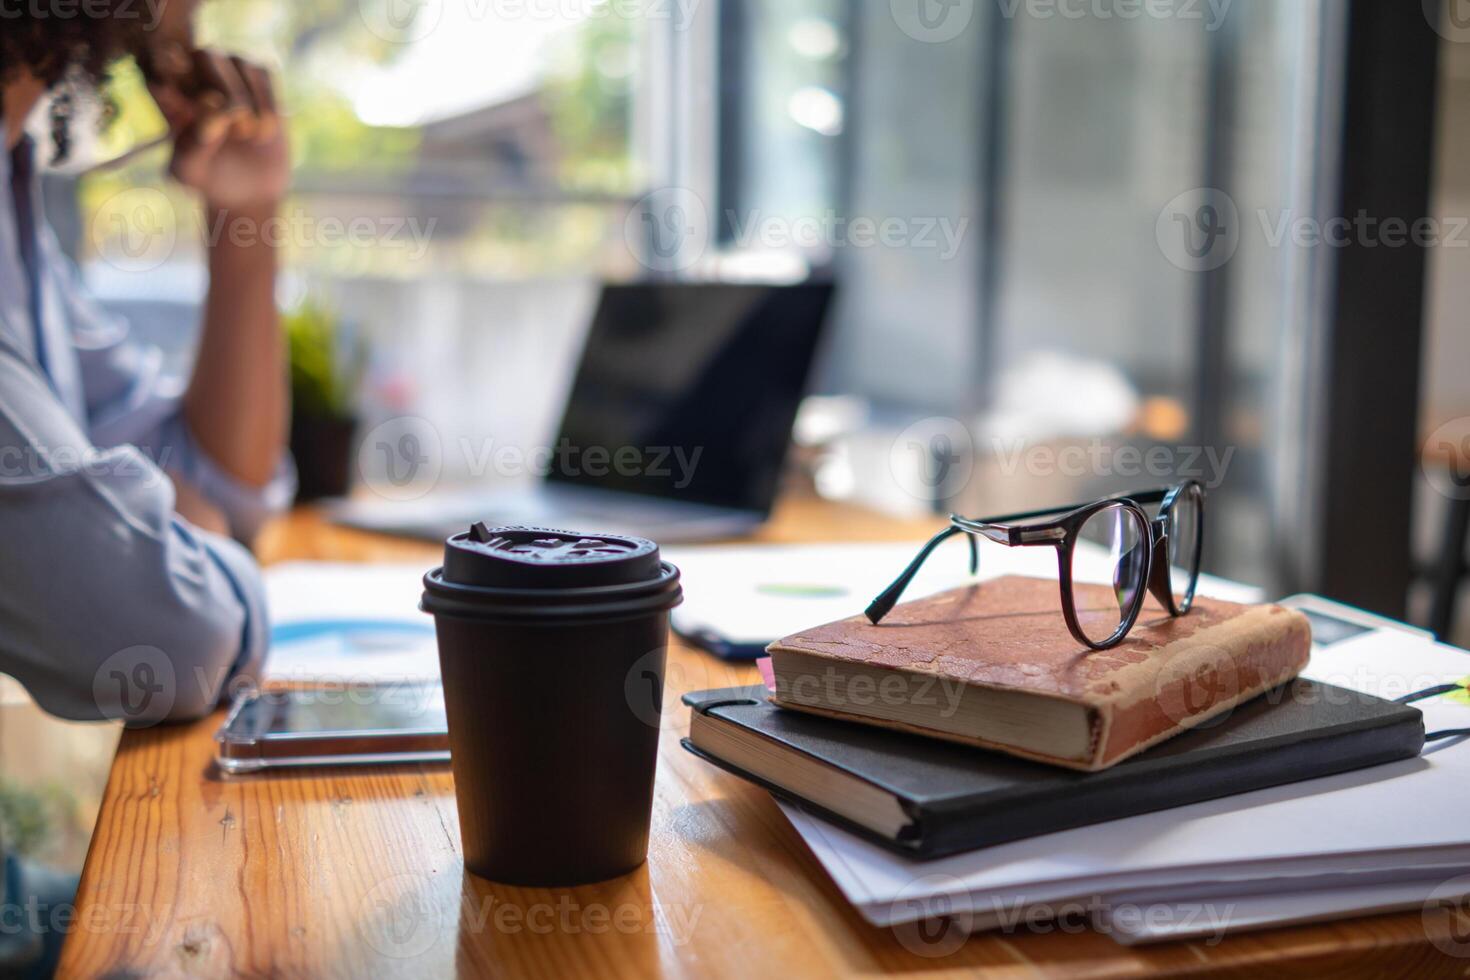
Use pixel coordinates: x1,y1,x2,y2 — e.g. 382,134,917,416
548,282,834,512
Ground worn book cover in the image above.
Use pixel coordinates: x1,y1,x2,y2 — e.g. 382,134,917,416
766,575,1312,771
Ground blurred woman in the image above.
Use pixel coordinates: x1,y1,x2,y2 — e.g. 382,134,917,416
0,5,289,972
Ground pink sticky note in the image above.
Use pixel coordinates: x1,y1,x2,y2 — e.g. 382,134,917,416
755,656,775,693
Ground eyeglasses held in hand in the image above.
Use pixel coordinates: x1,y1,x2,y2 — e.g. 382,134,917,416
866,481,1206,650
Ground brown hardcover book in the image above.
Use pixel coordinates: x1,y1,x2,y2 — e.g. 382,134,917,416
766,575,1312,771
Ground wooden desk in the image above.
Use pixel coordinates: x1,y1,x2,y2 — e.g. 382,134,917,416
59,499,1466,977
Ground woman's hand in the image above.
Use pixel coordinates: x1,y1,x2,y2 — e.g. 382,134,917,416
146,47,290,213
140,33,290,527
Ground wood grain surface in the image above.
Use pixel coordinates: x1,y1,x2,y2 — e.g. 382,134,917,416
57,499,1469,978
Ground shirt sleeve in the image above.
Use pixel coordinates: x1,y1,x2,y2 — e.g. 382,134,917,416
0,333,267,724
53,238,295,543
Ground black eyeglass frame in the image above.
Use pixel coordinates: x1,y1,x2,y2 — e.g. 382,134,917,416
865,481,1206,650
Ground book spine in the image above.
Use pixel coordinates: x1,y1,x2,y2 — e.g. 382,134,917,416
1094,606,1313,769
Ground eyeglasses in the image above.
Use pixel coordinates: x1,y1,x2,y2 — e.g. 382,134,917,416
866,481,1206,650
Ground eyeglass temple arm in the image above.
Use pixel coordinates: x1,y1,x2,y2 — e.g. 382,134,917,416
865,523,982,625
968,486,1175,527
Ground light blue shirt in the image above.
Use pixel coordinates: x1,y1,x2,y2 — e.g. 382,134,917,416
0,135,291,723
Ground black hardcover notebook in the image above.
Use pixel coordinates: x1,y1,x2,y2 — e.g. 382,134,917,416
681,680,1424,859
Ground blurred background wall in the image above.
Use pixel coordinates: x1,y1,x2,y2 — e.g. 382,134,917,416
37,0,1467,641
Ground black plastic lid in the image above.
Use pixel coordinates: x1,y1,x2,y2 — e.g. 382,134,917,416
421,524,681,622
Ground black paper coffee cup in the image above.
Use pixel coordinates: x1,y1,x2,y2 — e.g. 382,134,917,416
420,523,682,886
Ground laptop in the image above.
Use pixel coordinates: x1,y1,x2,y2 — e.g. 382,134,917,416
331,281,835,542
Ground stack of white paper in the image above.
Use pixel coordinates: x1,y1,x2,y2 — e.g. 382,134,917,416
1099,874,1463,944
773,612,1470,944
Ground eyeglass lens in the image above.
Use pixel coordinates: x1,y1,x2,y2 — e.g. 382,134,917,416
1075,502,1148,645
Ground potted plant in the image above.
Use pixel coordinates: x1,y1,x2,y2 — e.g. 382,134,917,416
286,297,365,502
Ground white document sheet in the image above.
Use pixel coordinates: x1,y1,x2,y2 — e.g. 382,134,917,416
774,626,1470,937
1098,871,1470,944
263,562,440,681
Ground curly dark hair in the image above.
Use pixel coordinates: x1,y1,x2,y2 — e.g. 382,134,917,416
0,4,157,160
